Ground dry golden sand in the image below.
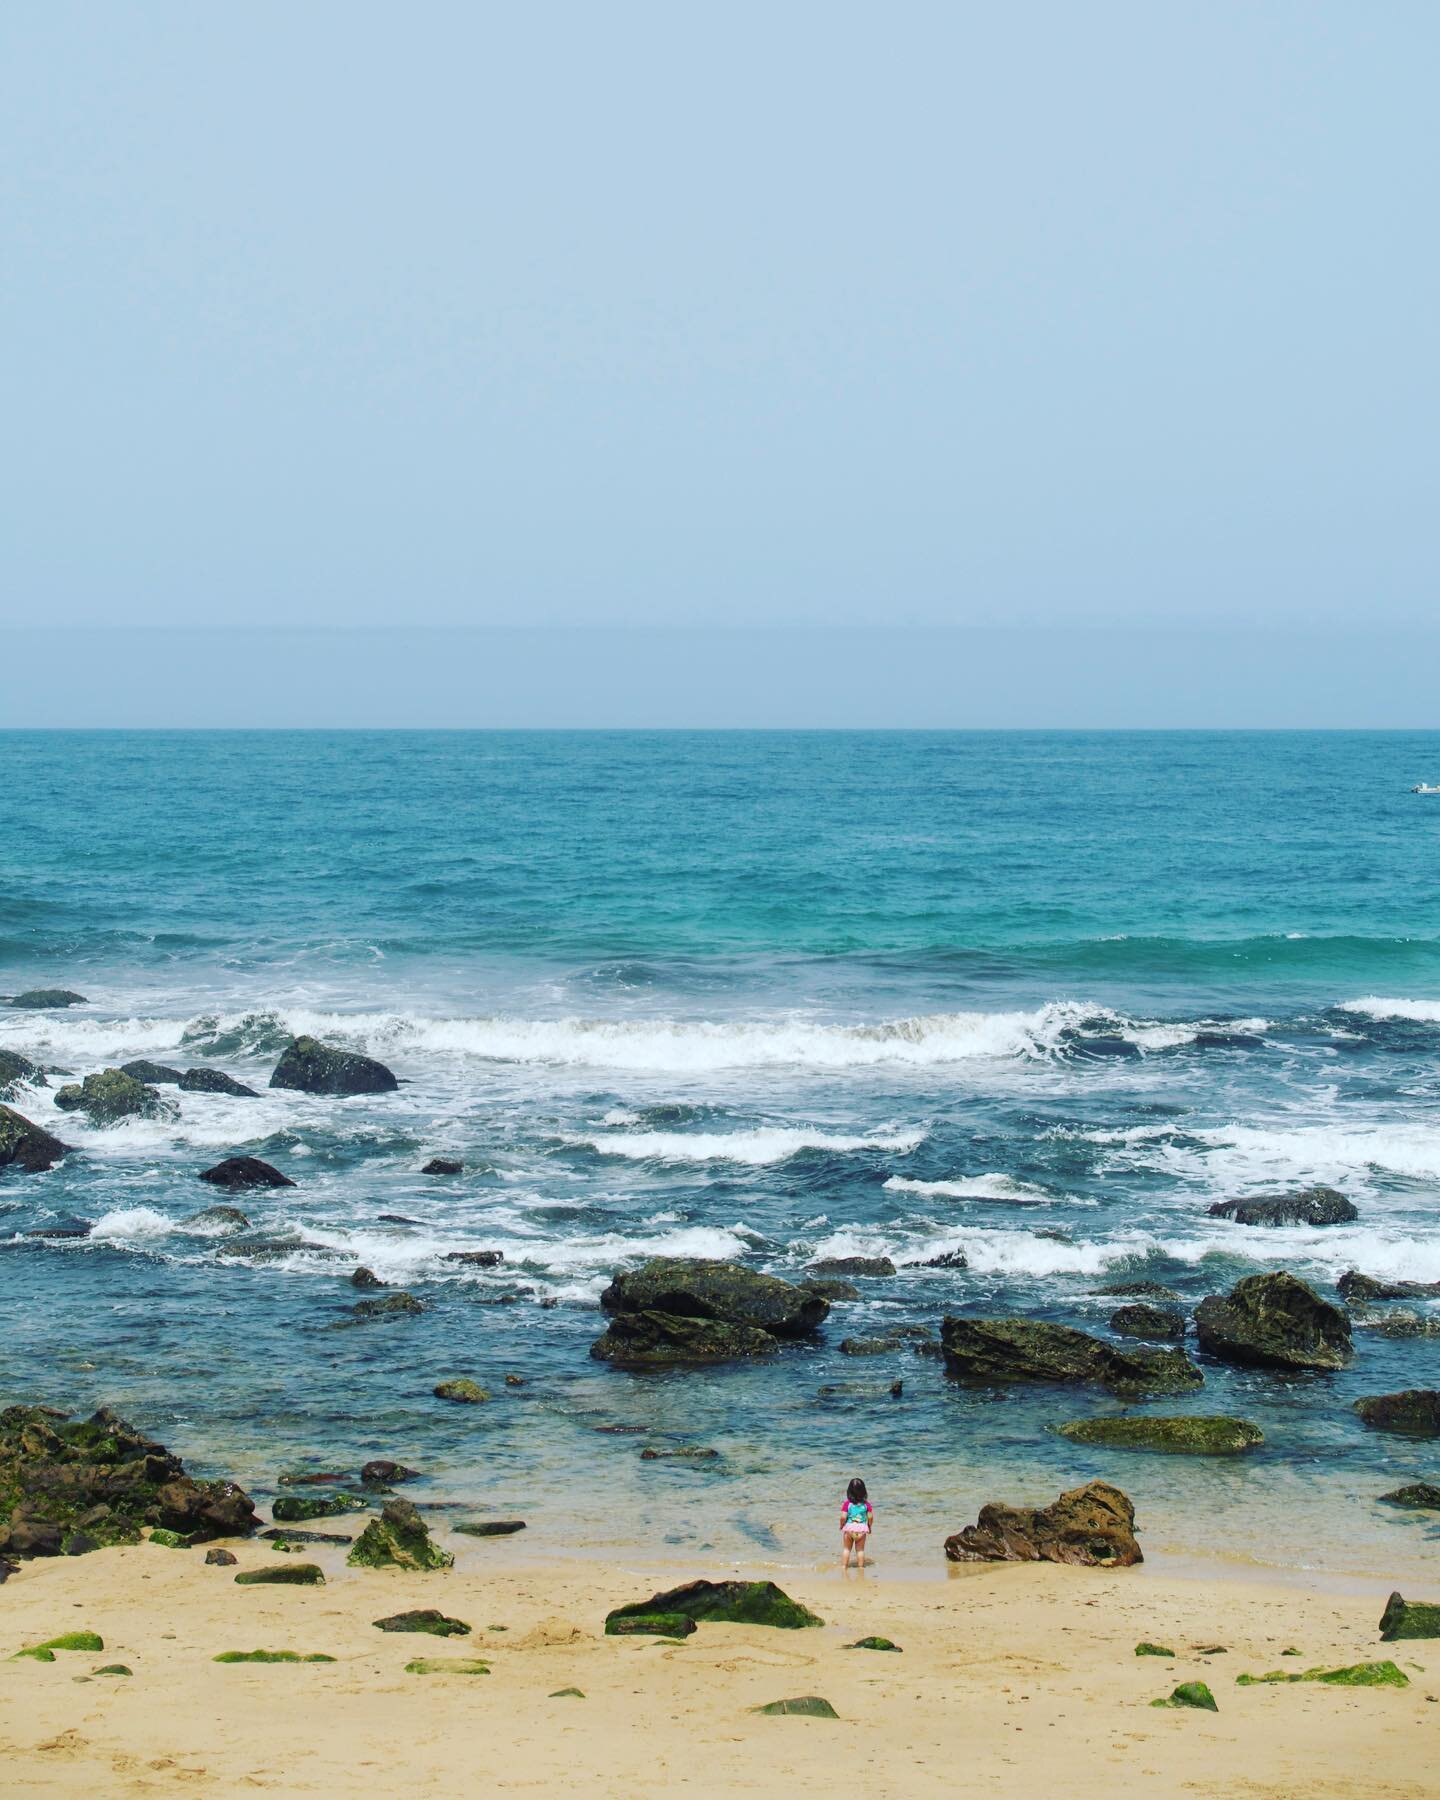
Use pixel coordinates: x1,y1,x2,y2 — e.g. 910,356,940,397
0,1543,1435,1799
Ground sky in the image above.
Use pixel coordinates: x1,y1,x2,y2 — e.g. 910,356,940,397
1,4,1436,722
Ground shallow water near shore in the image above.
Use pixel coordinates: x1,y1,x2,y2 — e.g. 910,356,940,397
2,730,1439,1579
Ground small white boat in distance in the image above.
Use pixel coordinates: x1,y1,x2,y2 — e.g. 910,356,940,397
1413,782,1440,795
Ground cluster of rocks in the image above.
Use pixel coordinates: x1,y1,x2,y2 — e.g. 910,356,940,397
589,1258,829,1365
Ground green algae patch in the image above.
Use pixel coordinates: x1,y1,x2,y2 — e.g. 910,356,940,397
1151,1682,1217,1711
845,1636,901,1652
14,1632,105,1659
606,1579,821,1633
1057,1416,1262,1456
347,1499,452,1572
404,1657,490,1675
1236,1661,1408,1689
752,1695,839,1718
271,1492,367,1523
13,1648,56,1662
148,1528,190,1549
549,1686,585,1698
1135,1643,1175,1657
1379,1592,1440,1641
234,1563,324,1586
93,1665,132,1677
213,1651,336,1664
372,1610,470,1638
605,1612,696,1638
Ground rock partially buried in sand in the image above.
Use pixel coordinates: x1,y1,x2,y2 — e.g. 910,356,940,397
198,1156,294,1190
1056,1416,1263,1455
0,1104,68,1173
752,1695,838,1717
550,1686,585,1698
606,1579,821,1631
178,1068,259,1097
54,1068,175,1125
13,1632,104,1659
605,1613,697,1637
373,1609,471,1637
453,1520,526,1537
943,1480,1142,1567
845,1636,901,1652
1207,1186,1357,1228
805,1256,895,1278
1378,1592,1440,1640
214,1649,335,1663
93,1664,132,1676
1236,1661,1408,1688
405,1657,490,1675
1151,1681,1217,1711
1353,1390,1440,1436
434,1378,488,1404
1193,1272,1352,1371
1135,1643,1175,1657
347,1499,453,1571
271,1493,367,1523
1109,1304,1184,1342
205,1548,238,1566
269,1035,398,1097
7,990,87,1009
1379,1483,1440,1510
234,1563,325,1586
940,1317,1202,1394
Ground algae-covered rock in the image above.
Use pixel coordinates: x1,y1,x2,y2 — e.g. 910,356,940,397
120,1059,182,1085
234,1563,325,1586
1094,1281,1182,1303
347,1498,453,1571
262,1528,353,1546
93,1664,132,1676
944,1480,1141,1567
361,1459,419,1486
1236,1661,1408,1688
443,1248,504,1267
752,1695,838,1717
353,1293,424,1321
1378,1592,1440,1641
269,1035,398,1097
605,1612,697,1637
214,1650,335,1663
148,1527,190,1548
940,1317,1202,1393
805,1256,895,1278
0,1104,68,1173
1151,1681,1217,1711
373,1609,471,1637
1194,1271,1352,1371
434,1378,488,1404
799,1277,862,1301
8,990,87,1009
405,1657,490,1674
351,1266,386,1290
589,1310,780,1366
845,1636,901,1652
1379,1483,1440,1510
453,1520,525,1537
1207,1186,1356,1227
178,1067,259,1097
53,1068,175,1125
183,1205,251,1233
550,1686,585,1697
639,1447,719,1461
1056,1415,1263,1455
1109,1304,1184,1342
198,1156,294,1190
17,1631,104,1657
1136,1642,1174,1657
272,1492,367,1523
1339,1270,1440,1303
0,1049,45,1099
599,1258,828,1338
839,1336,904,1356
1353,1390,1440,1436
606,1579,822,1631
0,1403,258,1560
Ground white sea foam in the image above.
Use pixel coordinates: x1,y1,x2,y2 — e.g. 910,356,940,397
1339,996,1440,1023
883,1172,1058,1205
570,1126,924,1165
88,1207,175,1243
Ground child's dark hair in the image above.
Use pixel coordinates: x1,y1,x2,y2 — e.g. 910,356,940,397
846,1477,868,1502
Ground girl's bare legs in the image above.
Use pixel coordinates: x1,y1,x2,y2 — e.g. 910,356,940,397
840,1533,851,1570
857,1535,866,1571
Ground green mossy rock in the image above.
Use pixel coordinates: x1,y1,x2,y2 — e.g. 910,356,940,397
268,1035,398,1097
1378,1592,1440,1641
453,1519,526,1536
433,1379,488,1404
600,1258,829,1338
53,1068,175,1126
1353,1390,1440,1436
549,1686,585,1698
0,1049,45,1100
607,1579,821,1631
1378,1483,1440,1510
845,1636,901,1652
639,1447,719,1461
17,1631,104,1657
1135,1643,1175,1657
0,1104,68,1173
1094,1282,1182,1303
589,1310,780,1365
352,1293,424,1321
178,1068,259,1097
213,1650,336,1664
234,1562,325,1586
1151,1681,1217,1711
1193,1272,1351,1371
752,1695,839,1717
1236,1661,1408,1688
604,1613,697,1637
93,1665,132,1677
404,1657,490,1675
1057,1415,1263,1455
373,1610,471,1637
1109,1304,1185,1342
940,1317,1202,1393
148,1528,190,1548
347,1498,453,1571
14,1647,56,1661
272,1492,367,1522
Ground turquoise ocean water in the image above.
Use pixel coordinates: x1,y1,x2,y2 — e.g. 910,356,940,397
2,730,1439,1574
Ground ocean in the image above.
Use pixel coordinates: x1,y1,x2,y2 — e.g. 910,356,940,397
2,729,1439,1574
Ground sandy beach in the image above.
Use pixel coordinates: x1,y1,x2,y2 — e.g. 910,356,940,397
1,1539,1434,1799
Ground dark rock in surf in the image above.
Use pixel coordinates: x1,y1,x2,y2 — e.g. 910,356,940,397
1109,1304,1185,1342
1378,1483,1440,1510
198,1155,294,1190
53,1068,174,1126
600,1258,829,1337
805,1256,896,1278
799,1277,861,1301
444,1250,504,1267
422,1158,463,1175
7,990,87,1010
269,1035,398,1097
0,1050,46,1098
361,1459,419,1485
178,1068,259,1097
182,1205,251,1233
1207,1186,1357,1228
590,1311,778,1366
0,1106,69,1174
943,1480,1141,1567
353,1293,424,1320
1194,1272,1352,1371
916,1249,969,1270
1353,1390,1440,1436
120,1060,182,1085
23,1220,92,1239
1339,1270,1440,1303
1094,1281,1182,1303
351,1266,387,1290
940,1316,1202,1393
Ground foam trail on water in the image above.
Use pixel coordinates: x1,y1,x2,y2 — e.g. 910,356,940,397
884,1172,1056,1205
570,1126,925,1165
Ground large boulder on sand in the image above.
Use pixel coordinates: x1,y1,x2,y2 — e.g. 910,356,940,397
347,1498,452,1571
606,1579,821,1631
53,1068,175,1126
944,1480,1142,1567
0,1104,68,1173
269,1035,398,1096
1379,1592,1440,1640
591,1258,828,1366
1194,1272,1352,1370
1207,1186,1357,1228
940,1317,1202,1394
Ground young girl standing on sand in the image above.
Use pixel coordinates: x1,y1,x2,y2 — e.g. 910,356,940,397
840,1476,873,1570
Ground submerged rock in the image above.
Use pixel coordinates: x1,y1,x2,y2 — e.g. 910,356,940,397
1093,1281,1182,1302
214,1648,334,1662
352,1293,424,1321
606,1579,822,1631
940,1317,1202,1393
0,1050,46,1098
347,1498,453,1571
1348,1308,1440,1339
373,1609,470,1637
0,1104,68,1174
1193,1271,1352,1371
592,1257,828,1366
1378,1483,1440,1510
422,1158,463,1175
198,1155,294,1190
805,1256,896,1278
1056,1415,1263,1455
943,1479,1141,1567
846,1636,901,1652
7,990,87,1009
838,1337,904,1356
799,1277,861,1300
0,1403,258,1559
182,1205,251,1233
269,1035,398,1097
1338,1270,1440,1303
1207,1186,1356,1227
453,1519,526,1537
639,1446,719,1461
178,1068,259,1097
361,1459,419,1485
1352,1389,1440,1436
119,1059,182,1085
1378,1592,1440,1640
434,1378,488,1404
53,1068,174,1125
1109,1304,1184,1342
590,1310,779,1366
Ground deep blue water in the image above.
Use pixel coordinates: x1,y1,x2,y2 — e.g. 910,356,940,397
2,731,1439,1573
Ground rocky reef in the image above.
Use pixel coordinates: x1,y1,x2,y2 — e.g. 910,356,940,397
940,1317,1202,1393
1056,1415,1263,1455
